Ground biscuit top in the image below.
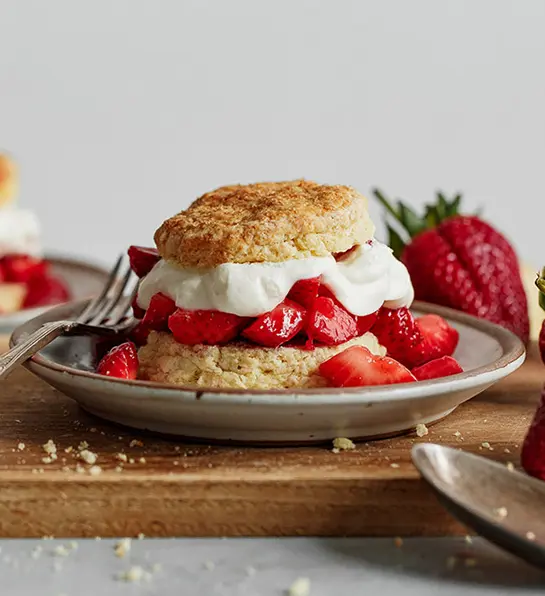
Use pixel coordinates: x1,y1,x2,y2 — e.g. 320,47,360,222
154,179,375,268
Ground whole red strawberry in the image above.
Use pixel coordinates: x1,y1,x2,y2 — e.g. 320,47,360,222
374,190,529,343
521,385,545,481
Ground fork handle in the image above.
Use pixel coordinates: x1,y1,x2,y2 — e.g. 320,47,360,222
0,321,71,379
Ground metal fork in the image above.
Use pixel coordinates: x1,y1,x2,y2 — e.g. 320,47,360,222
0,254,137,379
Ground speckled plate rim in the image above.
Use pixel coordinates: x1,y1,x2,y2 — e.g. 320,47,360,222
10,300,526,406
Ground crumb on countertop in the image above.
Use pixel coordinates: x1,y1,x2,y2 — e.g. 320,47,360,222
114,538,132,558
287,577,311,596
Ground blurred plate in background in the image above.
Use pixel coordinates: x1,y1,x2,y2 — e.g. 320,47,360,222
0,255,109,334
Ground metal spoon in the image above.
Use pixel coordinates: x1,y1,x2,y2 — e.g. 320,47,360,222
412,443,545,569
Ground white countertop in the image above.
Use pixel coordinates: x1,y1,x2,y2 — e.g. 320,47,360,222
1,537,543,595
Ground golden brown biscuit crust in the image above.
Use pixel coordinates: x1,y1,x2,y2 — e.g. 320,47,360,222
138,331,385,390
154,179,374,268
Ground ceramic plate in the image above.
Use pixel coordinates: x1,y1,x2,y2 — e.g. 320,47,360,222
0,255,109,334
10,301,525,444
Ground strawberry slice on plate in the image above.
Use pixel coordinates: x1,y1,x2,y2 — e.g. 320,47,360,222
96,341,138,380
169,308,248,345
307,296,358,346
141,292,176,330
412,355,463,381
128,246,161,278
409,314,459,367
319,346,416,387
243,300,306,348
370,307,421,365
287,277,320,309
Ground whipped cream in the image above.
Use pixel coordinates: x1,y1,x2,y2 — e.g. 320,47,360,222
137,240,414,318
0,206,41,258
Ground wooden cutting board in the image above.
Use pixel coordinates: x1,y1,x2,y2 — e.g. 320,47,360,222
0,338,541,538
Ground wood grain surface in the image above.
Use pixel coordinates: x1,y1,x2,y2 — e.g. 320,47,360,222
0,338,541,538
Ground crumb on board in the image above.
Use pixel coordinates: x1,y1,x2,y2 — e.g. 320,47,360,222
79,450,97,465
17,442,25,451
526,531,536,541
464,535,473,545
116,453,128,462
78,441,89,451
331,437,355,453
506,462,515,471
390,463,400,469
480,442,493,451
287,577,311,596
130,439,144,448
415,423,428,437
89,465,102,476
43,440,57,456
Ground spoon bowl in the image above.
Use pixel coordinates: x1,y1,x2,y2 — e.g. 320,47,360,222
412,443,545,569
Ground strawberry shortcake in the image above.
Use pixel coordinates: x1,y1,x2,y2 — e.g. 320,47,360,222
98,180,462,388
0,153,70,313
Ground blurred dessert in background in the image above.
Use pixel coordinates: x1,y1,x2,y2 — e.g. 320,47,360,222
0,153,70,314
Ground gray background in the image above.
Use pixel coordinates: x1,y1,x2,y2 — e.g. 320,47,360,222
0,0,544,267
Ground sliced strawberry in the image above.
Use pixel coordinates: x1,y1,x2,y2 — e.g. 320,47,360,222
132,293,146,319
370,307,422,365
522,385,545,481
307,296,358,345
2,255,48,283
129,321,152,346
287,277,320,309
356,311,379,335
242,300,306,348
412,355,463,381
96,341,138,380
169,308,249,345
319,346,416,387
23,274,70,308
141,293,176,330
408,314,460,367
128,246,161,278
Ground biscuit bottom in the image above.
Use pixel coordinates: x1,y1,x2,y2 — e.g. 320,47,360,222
138,331,386,390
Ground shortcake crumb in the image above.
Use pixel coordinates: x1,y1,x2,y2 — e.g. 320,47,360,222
415,423,428,437
494,507,508,519
79,450,97,465
114,538,131,558
118,566,151,583
17,442,25,451
89,465,102,476
116,453,128,462
332,437,355,453
287,577,311,596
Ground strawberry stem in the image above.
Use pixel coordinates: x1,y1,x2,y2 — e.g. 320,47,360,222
535,267,545,312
